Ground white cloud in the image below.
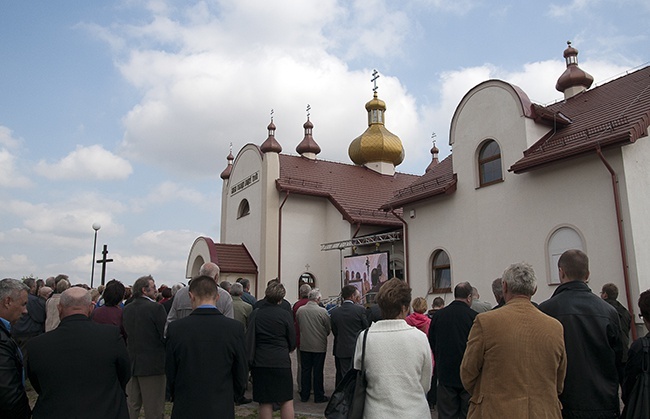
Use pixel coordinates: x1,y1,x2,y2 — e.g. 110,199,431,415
34,145,133,181
415,0,480,14
4,195,126,236
84,1,424,176
548,0,595,17
134,229,204,256
0,126,31,188
107,253,185,281
330,0,412,61
0,254,37,278
132,182,205,211
0,126,21,149
0,149,32,188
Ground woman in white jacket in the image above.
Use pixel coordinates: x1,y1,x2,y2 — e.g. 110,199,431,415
354,278,433,419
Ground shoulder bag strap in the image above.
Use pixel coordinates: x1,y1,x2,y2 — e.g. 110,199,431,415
360,328,370,372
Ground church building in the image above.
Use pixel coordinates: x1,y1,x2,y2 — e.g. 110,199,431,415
381,43,650,336
187,44,650,337
187,72,417,301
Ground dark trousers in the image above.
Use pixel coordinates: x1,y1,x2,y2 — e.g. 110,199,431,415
427,370,437,407
437,384,470,419
300,351,326,401
334,356,352,388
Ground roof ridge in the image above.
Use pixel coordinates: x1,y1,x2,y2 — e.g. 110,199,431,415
278,153,419,178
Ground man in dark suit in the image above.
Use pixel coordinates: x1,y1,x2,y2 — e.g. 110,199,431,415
0,278,30,419
123,275,167,419
166,275,248,419
26,287,131,419
330,285,368,386
428,281,477,419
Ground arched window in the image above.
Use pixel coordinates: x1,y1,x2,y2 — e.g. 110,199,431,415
298,273,316,298
430,250,451,293
478,140,503,187
237,199,250,218
547,226,585,284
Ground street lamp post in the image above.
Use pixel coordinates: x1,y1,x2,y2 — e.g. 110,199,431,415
90,222,101,288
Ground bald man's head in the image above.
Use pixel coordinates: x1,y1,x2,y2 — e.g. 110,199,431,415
199,262,220,282
58,287,93,319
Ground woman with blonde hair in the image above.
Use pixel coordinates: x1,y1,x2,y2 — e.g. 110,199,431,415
354,278,432,418
405,297,431,336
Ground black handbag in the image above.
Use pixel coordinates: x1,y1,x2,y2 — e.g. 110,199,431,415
623,337,650,419
325,328,369,419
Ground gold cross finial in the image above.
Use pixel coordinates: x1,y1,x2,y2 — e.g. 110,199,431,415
371,69,380,94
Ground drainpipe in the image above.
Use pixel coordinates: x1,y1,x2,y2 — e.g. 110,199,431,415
596,146,637,340
391,210,409,286
278,191,290,282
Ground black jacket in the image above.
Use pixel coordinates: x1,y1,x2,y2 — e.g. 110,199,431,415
428,300,477,388
330,301,368,358
122,297,167,376
539,281,623,419
0,322,30,419
166,307,248,419
26,314,131,419
622,333,649,413
13,294,45,337
247,304,295,368
605,297,632,362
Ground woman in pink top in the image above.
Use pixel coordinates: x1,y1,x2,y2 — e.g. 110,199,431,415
405,297,431,335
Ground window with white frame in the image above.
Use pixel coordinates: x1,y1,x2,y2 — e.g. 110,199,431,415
547,226,584,284
430,249,451,293
478,140,503,187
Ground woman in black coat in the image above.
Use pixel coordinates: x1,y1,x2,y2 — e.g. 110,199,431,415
246,281,296,419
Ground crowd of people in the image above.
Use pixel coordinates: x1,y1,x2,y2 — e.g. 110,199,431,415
0,248,647,419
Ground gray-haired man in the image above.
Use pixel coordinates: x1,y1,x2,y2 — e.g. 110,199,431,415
0,278,30,419
296,288,331,403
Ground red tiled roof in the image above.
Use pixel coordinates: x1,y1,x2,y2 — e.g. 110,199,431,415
381,155,456,210
211,242,258,274
511,65,650,173
277,155,420,226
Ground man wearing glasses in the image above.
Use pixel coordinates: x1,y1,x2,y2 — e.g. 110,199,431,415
123,275,167,419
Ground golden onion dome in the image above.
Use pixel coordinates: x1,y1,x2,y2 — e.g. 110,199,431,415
348,92,404,166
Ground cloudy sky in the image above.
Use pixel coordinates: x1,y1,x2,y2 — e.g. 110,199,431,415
1,0,648,287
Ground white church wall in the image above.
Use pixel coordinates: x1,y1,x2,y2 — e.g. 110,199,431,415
222,145,264,270
407,151,625,308
451,81,531,189
259,152,281,287
407,81,628,308
621,132,650,315
280,194,347,303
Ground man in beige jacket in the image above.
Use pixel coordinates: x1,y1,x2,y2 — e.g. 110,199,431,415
460,263,567,418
